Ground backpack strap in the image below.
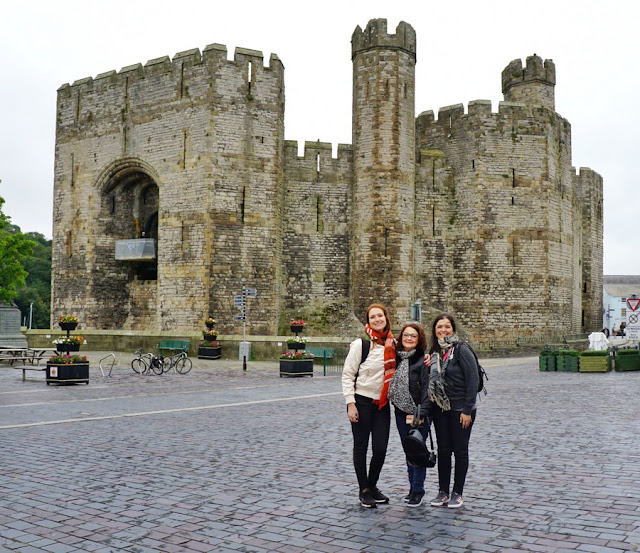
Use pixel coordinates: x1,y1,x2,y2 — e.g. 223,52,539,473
360,336,370,365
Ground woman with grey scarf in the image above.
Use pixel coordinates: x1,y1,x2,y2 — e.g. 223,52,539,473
426,313,478,509
387,322,430,507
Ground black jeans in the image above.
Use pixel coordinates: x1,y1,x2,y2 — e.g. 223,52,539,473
350,394,390,491
432,407,476,495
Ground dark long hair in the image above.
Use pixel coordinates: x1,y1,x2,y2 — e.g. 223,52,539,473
365,303,391,334
397,322,427,356
429,312,457,354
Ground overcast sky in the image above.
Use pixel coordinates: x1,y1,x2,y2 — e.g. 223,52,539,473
2,0,638,274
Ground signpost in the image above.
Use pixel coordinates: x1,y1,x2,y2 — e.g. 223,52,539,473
236,279,257,372
626,295,640,342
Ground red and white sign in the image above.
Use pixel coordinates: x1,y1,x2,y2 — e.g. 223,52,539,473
626,297,640,312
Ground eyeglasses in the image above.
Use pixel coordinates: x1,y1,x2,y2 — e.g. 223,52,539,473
403,333,419,339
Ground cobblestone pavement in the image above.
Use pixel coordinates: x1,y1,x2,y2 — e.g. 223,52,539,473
0,353,639,553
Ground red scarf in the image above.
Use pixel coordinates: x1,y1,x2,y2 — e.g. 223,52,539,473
364,324,396,409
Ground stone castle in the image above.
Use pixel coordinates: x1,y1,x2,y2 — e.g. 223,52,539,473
51,19,603,343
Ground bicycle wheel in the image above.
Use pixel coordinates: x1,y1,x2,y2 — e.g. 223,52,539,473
131,358,147,374
175,357,192,374
150,356,164,375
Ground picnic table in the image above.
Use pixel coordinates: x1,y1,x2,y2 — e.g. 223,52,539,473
0,347,58,365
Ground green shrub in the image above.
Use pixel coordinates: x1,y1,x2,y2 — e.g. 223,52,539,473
616,349,639,356
558,349,580,357
580,350,609,357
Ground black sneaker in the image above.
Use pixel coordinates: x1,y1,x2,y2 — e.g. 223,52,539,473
430,491,449,506
359,490,377,508
369,487,389,504
404,490,412,502
407,491,425,507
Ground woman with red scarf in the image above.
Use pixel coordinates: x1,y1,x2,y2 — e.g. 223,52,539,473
342,304,396,508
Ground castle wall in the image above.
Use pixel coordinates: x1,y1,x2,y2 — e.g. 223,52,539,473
53,45,285,333
281,141,353,330
415,98,579,339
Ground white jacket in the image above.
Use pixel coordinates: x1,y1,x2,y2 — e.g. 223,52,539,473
341,338,385,404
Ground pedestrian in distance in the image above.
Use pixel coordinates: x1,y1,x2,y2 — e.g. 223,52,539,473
387,321,430,507
342,303,396,508
426,313,479,509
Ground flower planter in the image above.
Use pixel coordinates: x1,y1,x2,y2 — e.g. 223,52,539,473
205,322,215,329
579,355,611,372
198,346,222,360
56,344,81,353
290,325,304,334
614,353,640,372
279,359,313,378
46,362,89,385
557,356,579,372
59,322,78,331
287,342,306,351
203,333,218,341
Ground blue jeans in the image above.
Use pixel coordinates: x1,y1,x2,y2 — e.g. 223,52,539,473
394,408,427,493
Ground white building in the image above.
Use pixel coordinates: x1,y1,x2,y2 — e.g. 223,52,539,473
603,275,640,334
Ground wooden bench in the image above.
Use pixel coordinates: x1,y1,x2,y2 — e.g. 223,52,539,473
12,365,47,382
156,340,190,355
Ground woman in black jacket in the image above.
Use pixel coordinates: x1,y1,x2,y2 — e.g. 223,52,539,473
387,322,430,507
426,313,478,509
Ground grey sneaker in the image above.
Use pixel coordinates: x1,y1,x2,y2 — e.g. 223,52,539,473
430,491,449,506
447,492,463,508
359,490,377,508
407,491,425,507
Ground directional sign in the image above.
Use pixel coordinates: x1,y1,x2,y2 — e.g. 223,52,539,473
243,288,257,297
626,297,640,312
234,296,246,307
233,315,246,321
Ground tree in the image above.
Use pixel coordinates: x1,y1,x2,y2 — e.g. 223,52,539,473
0,191,36,304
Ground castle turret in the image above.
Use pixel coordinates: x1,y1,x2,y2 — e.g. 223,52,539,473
350,19,417,323
502,54,556,110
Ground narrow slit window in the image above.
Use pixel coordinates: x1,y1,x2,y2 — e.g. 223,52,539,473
248,61,252,93
472,160,475,169
384,228,389,256
316,153,320,173
111,196,116,214
432,206,436,235
511,196,515,205
70,153,75,187
240,186,246,223
512,168,516,187
316,197,324,233
182,132,187,169
66,231,72,257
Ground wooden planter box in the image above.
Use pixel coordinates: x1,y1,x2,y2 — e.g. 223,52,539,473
557,356,579,372
46,362,90,385
198,346,222,360
579,356,611,372
539,355,553,371
279,359,313,378
56,344,81,353
614,354,640,372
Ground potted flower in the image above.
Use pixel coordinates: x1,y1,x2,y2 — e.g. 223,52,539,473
205,317,217,330
290,319,305,335
279,350,314,378
46,353,89,385
197,339,221,359
59,315,79,331
199,317,222,359
286,335,307,351
53,335,87,353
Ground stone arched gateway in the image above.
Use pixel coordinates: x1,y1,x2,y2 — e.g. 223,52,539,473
92,157,161,329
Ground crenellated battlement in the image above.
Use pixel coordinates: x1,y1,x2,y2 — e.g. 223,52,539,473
284,140,353,162
351,18,416,60
502,54,555,110
57,42,283,93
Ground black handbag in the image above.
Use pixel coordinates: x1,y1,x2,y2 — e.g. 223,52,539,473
402,405,436,468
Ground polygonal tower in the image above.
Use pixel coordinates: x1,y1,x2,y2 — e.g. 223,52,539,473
502,54,556,111
350,19,417,324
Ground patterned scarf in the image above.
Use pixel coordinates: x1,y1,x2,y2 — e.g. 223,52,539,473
428,334,459,411
364,324,396,409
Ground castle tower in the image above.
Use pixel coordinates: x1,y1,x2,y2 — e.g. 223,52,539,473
502,54,556,110
350,19,417,324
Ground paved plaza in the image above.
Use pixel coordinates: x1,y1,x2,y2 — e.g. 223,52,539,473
0,352,639,553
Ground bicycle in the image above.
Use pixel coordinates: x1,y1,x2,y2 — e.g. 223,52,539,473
131,348,164,375
161,348,192,374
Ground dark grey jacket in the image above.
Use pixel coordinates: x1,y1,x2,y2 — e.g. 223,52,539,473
443,343,479,415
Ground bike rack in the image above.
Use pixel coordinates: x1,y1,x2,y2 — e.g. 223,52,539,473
99,353,117,377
